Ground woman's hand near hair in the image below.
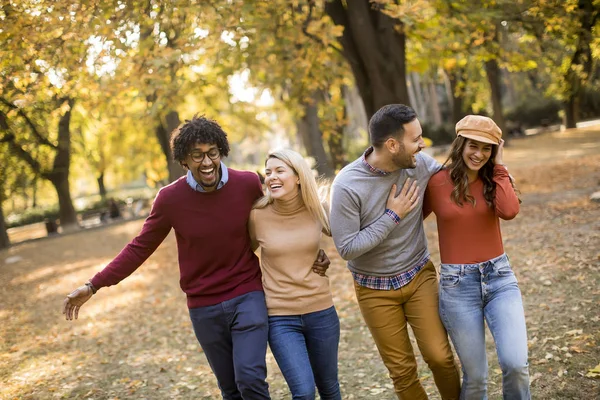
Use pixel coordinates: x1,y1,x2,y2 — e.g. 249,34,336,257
494,139,505,166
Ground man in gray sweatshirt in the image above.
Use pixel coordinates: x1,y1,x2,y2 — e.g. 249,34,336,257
330,104,460,400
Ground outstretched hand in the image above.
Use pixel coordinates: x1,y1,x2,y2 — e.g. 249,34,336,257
63,284,93,320
386,178,420,219
312,249,330,277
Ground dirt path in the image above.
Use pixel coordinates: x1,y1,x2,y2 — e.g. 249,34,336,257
1,127,599,399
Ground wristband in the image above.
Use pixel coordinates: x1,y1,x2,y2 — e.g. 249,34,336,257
85,282,97,294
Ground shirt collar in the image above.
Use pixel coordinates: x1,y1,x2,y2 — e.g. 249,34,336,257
361,147,391,176
186,161,229,192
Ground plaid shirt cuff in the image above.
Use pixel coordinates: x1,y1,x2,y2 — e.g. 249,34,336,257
384,209,401,224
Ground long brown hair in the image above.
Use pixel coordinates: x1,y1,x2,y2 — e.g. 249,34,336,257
443,136,499,207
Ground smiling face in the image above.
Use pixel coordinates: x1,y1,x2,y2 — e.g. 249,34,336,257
264,157,300,201
392,119,426,169
462,138,493,176
186,142,221,191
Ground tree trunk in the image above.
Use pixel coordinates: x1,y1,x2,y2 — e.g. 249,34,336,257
564,97,579,129
32,175,38,208
325,0,411,119
327,127,346,173
0,100,78,230
428,82,443,126
328,96,347,173
49,175,78,232
49,99,78,231
445,68,471,125
484,59,507,135
342,85,368,139
562,0,598,129
0,198,9,250
97,172,107,199
297,94,335,178
410,73,426,120
155,110,185,183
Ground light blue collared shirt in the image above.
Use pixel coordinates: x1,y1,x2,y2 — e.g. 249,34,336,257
186,162,229,192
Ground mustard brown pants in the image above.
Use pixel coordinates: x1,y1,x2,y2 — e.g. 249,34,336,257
354,261,460,400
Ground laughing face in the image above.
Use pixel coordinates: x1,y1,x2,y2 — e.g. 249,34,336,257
462,138,493,175
186,143,221,191
393,119,426,169
264,157,300,202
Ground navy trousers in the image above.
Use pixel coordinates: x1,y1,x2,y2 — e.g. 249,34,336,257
189,290,270,400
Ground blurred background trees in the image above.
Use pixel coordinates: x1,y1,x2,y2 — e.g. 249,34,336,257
1,0,599,244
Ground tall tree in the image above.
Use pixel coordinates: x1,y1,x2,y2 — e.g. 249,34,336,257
525,0,600,128
213,0,351,176
0,1,121,230
324,0,411,118
0,144,11,249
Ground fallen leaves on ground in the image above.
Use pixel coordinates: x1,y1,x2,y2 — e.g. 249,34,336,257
1,127,599,399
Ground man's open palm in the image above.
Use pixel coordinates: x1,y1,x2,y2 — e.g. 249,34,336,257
63,285,93,320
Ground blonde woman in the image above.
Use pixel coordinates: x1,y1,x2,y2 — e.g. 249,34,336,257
249,149,341,400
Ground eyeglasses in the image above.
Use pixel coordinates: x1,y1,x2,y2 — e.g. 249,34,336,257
188,148,221,163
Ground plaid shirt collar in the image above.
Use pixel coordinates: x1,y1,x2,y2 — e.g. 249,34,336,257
361,147,391,176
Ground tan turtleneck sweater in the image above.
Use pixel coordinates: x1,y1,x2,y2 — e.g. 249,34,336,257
249,192,334,316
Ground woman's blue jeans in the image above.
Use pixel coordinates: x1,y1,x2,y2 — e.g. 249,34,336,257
268,306,341,400
439,254,530,400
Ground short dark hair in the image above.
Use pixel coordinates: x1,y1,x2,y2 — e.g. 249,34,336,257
170,115,231,163
368,104,417,147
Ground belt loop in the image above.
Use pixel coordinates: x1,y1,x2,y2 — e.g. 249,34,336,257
460,265,465,276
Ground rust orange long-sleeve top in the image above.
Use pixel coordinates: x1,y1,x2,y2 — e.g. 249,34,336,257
423,165,519,264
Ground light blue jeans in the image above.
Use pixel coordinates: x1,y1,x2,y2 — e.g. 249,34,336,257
268,306,341,400
439,253,530,400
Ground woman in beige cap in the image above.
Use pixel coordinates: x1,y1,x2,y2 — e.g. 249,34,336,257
423,115,530,399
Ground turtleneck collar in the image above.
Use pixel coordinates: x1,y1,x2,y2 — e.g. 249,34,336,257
271,189,305,215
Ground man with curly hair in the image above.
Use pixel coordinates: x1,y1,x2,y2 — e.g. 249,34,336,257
62,115,330,400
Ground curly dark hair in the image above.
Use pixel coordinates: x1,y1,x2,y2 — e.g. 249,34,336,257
170,115,231,164
368,104,417,148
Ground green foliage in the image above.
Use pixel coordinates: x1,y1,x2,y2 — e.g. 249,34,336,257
6,206,59,229
2,0,600,226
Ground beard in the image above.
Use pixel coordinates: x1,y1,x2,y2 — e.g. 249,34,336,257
392,147,417,169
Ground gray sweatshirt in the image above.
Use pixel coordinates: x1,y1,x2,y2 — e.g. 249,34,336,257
330,151,441,276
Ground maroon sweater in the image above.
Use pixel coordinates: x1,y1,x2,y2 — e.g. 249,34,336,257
90,169,264,309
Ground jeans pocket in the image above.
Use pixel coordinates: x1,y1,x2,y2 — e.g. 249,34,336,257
497,268,514,277
496,262,514,277
439,274,460,288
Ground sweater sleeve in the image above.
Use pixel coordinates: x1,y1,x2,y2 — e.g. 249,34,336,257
493,165,520,220
248,209,259,252
330,182,397,261
252,172,265,200
423,183,434,220
90,190,172,289
421,152,442,177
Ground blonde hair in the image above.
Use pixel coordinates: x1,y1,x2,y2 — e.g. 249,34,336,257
253,149,331,235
